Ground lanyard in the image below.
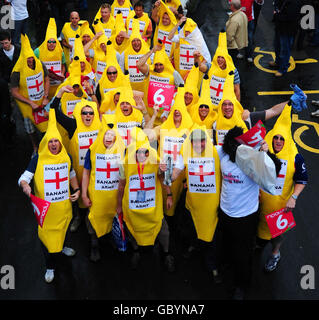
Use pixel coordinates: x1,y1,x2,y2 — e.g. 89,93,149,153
137,163,145,188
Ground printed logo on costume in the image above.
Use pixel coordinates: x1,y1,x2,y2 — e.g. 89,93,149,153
157,29,173,56
26,72,44,101
96,61,106,81
43,60,62,86
128,54,145,82
95,153,121,191
217,129,228,146
179,44,196,71
44,163,69,202
129,173,156,209
274,159,287,195
163,136,185,163
210,75,225,106
78,131,99,166
66,99,81,116
188,158,216,193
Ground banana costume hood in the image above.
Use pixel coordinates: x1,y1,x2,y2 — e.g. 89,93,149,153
215,72,246,145
122,127,164,246
12,34,48,132
184,62,200,110
33,108,72,253
38,18,64,98
93,5,115,39
258,103,299,240
109,11,129,54
154,1,177,57
111,0,132,24
160,86,193,216
190,74,217,131
208,31,236,108
180,124,221,242
87,113,126,238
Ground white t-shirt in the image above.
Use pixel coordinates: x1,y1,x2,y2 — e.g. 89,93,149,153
217,146,259,218
7,0,29,21
3,45,15,60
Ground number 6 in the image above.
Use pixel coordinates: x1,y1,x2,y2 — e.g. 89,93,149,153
276,214,288,230
153,88,165,105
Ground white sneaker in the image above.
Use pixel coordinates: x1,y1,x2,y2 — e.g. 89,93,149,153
247,57,253,63
311,109,319,117
312,100,319,107
236,53,244,59
62,247,76,257
44,269,55,283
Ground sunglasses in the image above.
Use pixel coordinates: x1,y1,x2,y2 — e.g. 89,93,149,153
199,105,209,109
273,135,285,141
47,40,56,44
107,71,117,75
81,111,94,115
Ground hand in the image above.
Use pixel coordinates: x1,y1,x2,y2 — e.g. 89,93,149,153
152,44,162,53
193,50,202,61
29,101,40,110
42,97,49,107
259,140,269,152
178,16,187,26
82,80,93,95
166,195,173,210
153,104,160,116
159,162,167,172
22,184,31,197
82,195,92,208
94,31,104,39
285,197,296,212
57,85,74,97
154,0,161,8
70,190,80,202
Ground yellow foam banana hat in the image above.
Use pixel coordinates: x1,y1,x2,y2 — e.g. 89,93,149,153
111,10,127,36
129,18,149,50
184,63,200,105
13,34,40,72
115,87,135,113
191,74,217,127
93,19,109,47
211,30,235,73
152,43,175,74
38,108,67,157
164,0,182,9
68,35,92,75
265,103,298,155
183,17,197,35
158,0,177,26
38,18,63,55
217,71,243,114
80,21,95,39
161,85,194,130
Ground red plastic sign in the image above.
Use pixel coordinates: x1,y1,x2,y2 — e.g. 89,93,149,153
265,207,296,238
235,120,266,149
147,81,175,111
30,194,50,228
33,106,48,125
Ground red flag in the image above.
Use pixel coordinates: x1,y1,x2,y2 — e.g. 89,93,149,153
235,120,266,149
30,194,50,228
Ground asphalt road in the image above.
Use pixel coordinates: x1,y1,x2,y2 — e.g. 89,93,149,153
1,0,319,303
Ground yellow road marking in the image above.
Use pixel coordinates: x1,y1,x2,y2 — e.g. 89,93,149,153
258,90,319,95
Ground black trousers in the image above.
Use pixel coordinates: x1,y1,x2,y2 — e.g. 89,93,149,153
218,207,259,290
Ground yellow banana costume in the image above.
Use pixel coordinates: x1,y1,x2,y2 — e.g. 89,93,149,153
147,44,176,126
109,12,129,55
180,125,221,242
154,1,177,58
184,63,200,112
111,0,133,25
124,18,150,95
98,40,131,102
258,104,298,240
115,89,143,147
56,60,89,151
38,18,64,99
90,21,109,82
99,88,121,115
214,73,246,145
87,114,126,237
173,18,198,79
68,100,101,208
208,31,236,109
160,86,194,216
12,34,48,132
34,109,72,252
122,127,164,246
190,74,217,132
93,5,116,39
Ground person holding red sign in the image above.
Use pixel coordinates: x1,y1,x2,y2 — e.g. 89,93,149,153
137,42,184,126
257,103,308,272
18,109,80,283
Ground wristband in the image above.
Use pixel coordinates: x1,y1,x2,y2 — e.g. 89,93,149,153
291,194,298,200
73,188,80,194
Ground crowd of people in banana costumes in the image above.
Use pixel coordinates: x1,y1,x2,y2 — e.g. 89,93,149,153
15,0,307,297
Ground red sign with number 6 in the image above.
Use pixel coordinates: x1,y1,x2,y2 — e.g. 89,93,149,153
148,81,175,111
266,207,296,238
